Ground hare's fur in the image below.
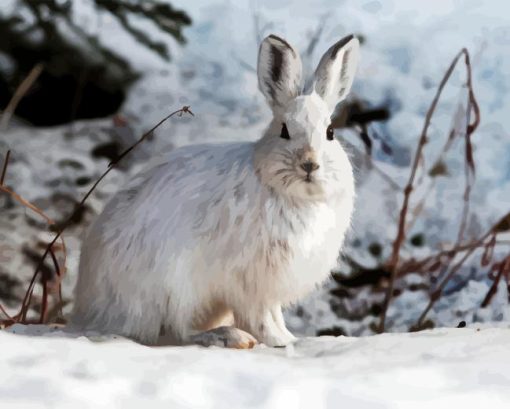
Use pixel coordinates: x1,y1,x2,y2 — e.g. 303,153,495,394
71,34,359,347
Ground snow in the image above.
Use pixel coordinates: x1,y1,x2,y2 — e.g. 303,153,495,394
2,324,510,408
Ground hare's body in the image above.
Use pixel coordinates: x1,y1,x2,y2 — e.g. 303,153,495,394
73,140,353,345
72,34,360,347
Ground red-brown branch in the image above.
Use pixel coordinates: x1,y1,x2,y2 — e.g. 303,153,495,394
1,150,10,185
481,256,510,308
414,212,510,328
377,48,478,333
17,106,194,322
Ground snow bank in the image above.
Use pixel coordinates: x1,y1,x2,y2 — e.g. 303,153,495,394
2,325,510,408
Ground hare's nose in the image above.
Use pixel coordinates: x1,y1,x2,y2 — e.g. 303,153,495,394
300,161,320,174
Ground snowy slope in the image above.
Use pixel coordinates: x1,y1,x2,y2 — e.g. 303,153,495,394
2,324,510,408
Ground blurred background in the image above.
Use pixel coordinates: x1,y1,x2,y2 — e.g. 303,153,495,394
1,0,509,336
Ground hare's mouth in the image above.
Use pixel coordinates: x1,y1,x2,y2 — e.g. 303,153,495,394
304,174,315,183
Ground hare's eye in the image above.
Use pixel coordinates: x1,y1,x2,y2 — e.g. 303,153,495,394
326,125,334,141
280,123,290,140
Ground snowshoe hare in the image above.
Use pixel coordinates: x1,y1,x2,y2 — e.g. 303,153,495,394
71,34,359,348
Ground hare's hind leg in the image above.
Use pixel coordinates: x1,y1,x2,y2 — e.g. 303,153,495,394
195,301,235,331
188,326,257,349
184,302,257,349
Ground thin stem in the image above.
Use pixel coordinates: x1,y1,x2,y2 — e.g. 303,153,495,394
414,212,509,328
378,49,473,333
0,64,44,131
1,150,10,185
17,106,194,321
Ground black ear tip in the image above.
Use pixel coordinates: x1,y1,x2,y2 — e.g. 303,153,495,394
339,34,355,47
330,34,357,59
266,34,294,52
268,34,285,42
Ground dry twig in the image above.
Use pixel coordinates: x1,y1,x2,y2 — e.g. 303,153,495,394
0,63,44,131
414,212,510,328
1,150,10,185
481,256,510,308
0,151,67,323
377,48,480,333
16,106,194,322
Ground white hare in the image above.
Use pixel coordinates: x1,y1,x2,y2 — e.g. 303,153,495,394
71,34,359,348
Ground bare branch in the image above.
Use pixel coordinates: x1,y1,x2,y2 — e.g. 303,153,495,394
378,48,479,333
414,212,510,329
17,106,194,322
0,64,44,131
481,256,510,308
1,150,10,185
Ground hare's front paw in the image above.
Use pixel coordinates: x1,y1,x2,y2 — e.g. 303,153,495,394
189,326,257,349
252,319,296,347
236,306,297,347
260,331,296,348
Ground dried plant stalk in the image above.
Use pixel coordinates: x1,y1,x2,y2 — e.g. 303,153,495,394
16,106,194,322
0,63,44,131
378,48,480,333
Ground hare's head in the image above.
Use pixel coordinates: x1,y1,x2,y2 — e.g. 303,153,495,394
254,34,359,201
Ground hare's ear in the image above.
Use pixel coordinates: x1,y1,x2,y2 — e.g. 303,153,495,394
257,35,302,110
312,34,359,111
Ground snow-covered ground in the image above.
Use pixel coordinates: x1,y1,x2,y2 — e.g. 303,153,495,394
2,324,510,408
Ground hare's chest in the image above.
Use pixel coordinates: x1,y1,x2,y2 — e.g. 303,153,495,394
273,203,350,303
